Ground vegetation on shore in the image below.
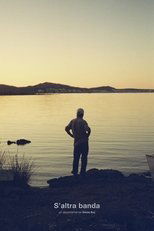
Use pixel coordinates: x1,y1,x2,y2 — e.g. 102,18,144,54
0,151,6,168
0,152,35,186
9,154,35,186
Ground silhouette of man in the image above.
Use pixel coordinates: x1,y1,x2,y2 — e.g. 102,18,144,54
65,108,91,176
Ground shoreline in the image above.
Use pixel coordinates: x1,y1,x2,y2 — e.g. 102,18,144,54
0,91,154,96
1,168,154,231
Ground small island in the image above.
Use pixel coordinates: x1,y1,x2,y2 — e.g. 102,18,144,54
0,82,154,95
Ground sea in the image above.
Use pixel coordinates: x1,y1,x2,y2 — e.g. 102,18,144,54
0,93,153,186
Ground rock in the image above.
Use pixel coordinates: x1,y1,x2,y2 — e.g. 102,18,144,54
47,169,125,188
86,169,124,180
7,139,31,145
141,171,151,177
16,139,31,145
47,176,81,188
7,140,16,145
127,173,151,183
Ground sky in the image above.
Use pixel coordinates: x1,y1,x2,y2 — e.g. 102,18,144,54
0,0,153,88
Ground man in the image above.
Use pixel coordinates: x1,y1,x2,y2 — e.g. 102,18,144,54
65,108,91,176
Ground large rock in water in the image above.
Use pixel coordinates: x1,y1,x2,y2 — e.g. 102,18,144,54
7,139,31,145
16,139,31,145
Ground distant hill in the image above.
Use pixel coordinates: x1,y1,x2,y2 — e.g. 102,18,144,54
0,82,153,95
0,84,19,95
90,86,116,92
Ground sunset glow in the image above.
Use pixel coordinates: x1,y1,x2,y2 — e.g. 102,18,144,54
0,0,153,88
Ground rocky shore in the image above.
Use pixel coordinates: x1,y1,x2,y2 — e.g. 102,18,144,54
0,169,154,231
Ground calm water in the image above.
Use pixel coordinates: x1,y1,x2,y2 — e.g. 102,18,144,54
0,94,154,186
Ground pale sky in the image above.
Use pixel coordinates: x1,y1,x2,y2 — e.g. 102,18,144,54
0,0,153,88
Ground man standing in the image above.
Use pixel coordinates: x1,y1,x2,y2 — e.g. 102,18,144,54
65,108,91,176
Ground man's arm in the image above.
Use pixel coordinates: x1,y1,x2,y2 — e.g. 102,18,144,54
86,126,91,137
65,121,74,138
84,121,91,137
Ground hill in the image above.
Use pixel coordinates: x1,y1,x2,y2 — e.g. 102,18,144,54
0,82,153,95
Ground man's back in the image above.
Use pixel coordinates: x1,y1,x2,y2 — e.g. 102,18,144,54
66,117,90,145
72,118,89,144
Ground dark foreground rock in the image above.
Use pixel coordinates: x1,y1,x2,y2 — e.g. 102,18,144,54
0,169,154,231
47,169,125,188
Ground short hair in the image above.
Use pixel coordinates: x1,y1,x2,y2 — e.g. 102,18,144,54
77,108,84,117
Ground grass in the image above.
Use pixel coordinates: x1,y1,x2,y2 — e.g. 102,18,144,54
9,154,35,186
0,151,35,186
0,151,6,169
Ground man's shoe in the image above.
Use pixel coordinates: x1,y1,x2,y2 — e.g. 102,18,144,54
71,170,78,176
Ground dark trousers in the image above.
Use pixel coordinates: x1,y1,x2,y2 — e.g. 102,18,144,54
72,142,89,174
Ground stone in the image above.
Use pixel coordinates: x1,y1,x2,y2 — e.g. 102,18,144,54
7,139,31,145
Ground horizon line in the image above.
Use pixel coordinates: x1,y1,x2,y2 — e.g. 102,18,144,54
0,82,154,90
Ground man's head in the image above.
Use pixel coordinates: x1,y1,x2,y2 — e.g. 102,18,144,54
77,108,84,118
